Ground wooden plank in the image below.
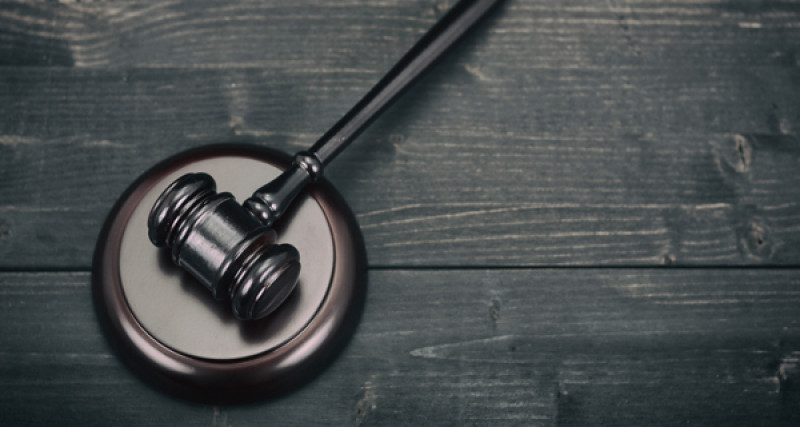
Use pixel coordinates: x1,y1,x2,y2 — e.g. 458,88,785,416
1,0,799,69
0,64,798,267
1,269,798,425
1,0,799,268
2,1,798,426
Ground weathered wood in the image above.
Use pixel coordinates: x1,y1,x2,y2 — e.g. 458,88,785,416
1,0,799,69
1,269,798,425
1,64,798,267
1,1,799,423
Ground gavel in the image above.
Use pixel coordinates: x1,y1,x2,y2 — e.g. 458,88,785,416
147,0,503,320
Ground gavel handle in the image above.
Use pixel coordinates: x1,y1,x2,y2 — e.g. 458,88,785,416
309,0,503,166
244,0,503,225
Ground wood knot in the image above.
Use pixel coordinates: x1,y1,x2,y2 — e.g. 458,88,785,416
712,134,752,176
355,379,378,426
732,134,752,173
739,217,777,260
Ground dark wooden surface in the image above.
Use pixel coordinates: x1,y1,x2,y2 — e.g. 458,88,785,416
1,0,799,425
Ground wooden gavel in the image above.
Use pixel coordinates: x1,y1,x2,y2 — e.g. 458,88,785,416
147,0,503,320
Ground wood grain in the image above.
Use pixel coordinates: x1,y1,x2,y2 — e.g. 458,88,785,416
1,64,798,267
1,269,798,425
1,1,799,268
1,1,799,69
1,1,799,424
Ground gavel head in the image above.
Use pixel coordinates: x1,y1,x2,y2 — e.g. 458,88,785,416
147,173,301,320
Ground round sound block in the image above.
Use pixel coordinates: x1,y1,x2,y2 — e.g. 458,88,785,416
92,144,367,402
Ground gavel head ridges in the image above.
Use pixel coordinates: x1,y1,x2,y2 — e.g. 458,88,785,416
148,172,301,320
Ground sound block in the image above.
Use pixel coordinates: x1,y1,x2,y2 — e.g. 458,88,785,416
92,144,367,402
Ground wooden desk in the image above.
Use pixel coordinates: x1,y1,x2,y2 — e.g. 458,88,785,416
1,1,799,425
